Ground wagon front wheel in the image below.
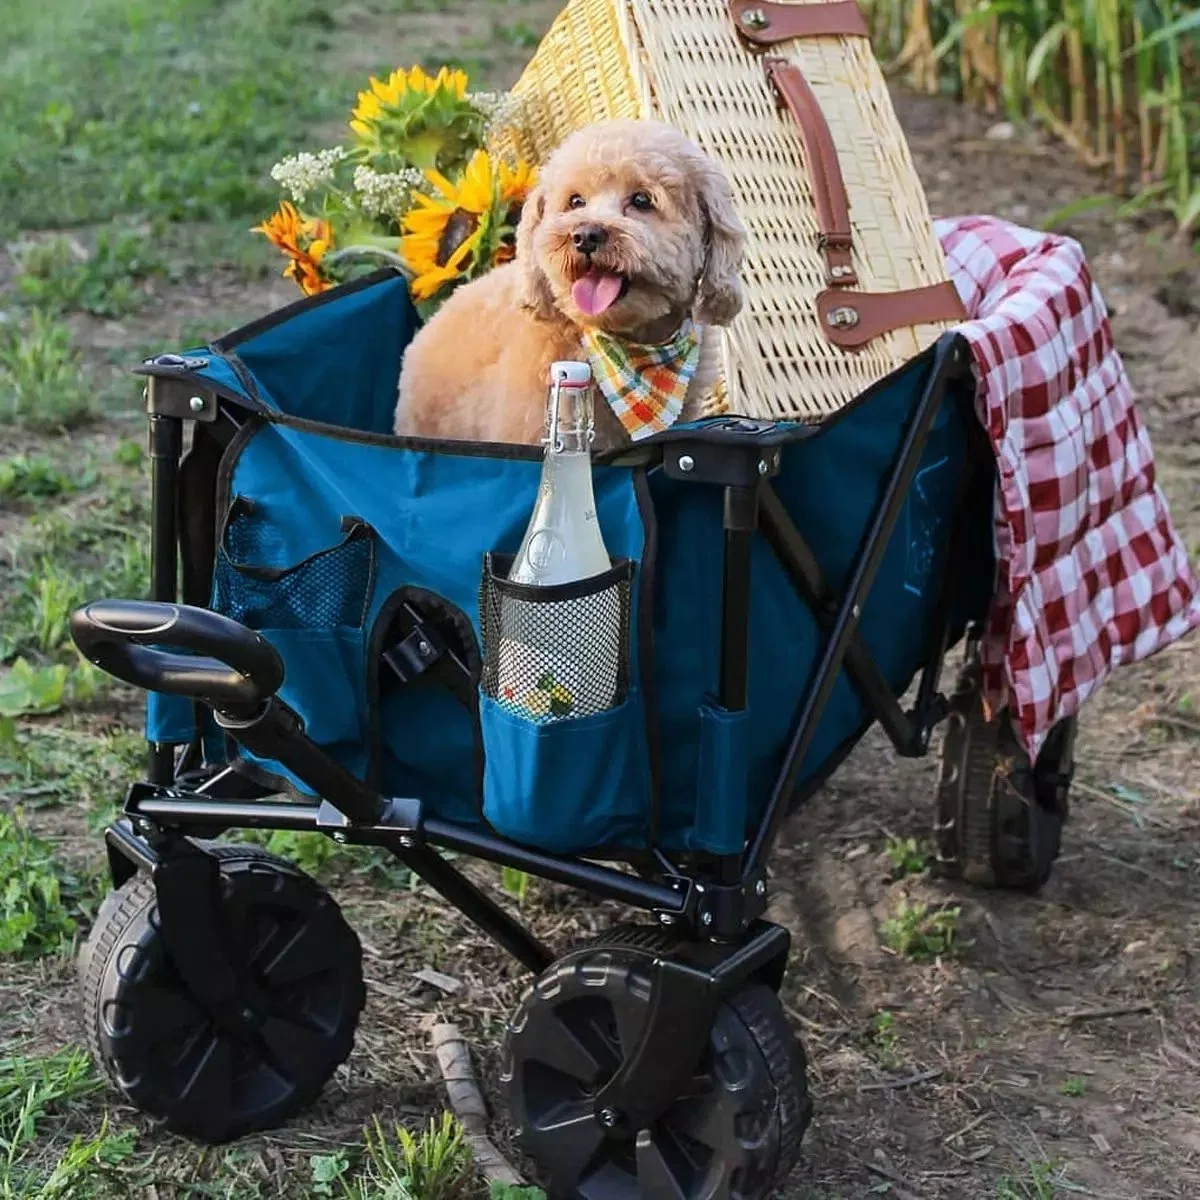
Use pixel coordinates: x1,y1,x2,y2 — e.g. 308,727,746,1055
79,844,365,1143
502,927,811,1199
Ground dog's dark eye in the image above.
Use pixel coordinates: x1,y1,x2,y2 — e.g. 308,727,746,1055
629,191,654,212
568,194,587,210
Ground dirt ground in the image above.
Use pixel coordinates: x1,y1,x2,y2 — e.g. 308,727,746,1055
4,9,1199,1197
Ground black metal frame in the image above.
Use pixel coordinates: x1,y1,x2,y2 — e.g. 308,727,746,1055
75,330,980,1138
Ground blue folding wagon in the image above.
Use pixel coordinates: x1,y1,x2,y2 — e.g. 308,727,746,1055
71,268,1077,1198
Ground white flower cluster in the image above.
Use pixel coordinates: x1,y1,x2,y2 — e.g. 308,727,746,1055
353,165,425,218
470,90,526,136
269,147,347,203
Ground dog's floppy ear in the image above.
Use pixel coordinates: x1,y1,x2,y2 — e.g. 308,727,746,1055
692,155,746,327
515,185,556,319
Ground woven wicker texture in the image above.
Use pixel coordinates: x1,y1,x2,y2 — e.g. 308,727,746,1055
495,0,958,420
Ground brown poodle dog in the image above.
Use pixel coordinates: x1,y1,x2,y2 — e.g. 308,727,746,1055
394,119,746,447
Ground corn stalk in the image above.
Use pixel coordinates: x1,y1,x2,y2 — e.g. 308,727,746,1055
870,0,1200,234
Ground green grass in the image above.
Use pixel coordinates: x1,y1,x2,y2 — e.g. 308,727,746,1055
869,1010,900,1067
11,230,166,319
1,474,150,662
313,1113,474,1199
0,1046,134,1199
885,835,929,878
0,722,144,820
0,454,91,502
881,899,962,960
0,311,92,431
1059,1077,1087,1097
994,1159,1063,1199
0,809,94,958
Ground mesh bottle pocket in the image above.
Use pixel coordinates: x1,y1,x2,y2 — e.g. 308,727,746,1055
479,553,633,721
477,553,649,852
213,497,376,631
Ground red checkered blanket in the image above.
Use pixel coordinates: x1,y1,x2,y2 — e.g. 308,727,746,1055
933,214,1199,758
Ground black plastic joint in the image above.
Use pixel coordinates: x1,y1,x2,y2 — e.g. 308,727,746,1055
663,441,780,489
146,373,218,423
724,484,760,532
314,797,423,843
695,871,769,938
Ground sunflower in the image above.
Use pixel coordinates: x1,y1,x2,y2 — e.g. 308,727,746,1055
252,201,333,297
349,63,481,174
399,150,536,303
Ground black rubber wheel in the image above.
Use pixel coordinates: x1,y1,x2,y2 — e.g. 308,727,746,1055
502,926,811,1199
79,844,365,1143
934,653,1075,893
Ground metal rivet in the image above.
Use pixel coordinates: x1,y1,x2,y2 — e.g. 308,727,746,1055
852,604,861,619
742,7,770,30
756,879,766,897
701,911,713,926
399,835,415,849
332,832,347,843
418,641,431,656
678,455,695,473
829,265,854,280
757,458,769,476
827,306,860,329
598,1108,620,1129
188,395,205,413
659,913,675,926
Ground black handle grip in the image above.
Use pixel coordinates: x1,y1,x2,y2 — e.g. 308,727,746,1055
71,600,284,714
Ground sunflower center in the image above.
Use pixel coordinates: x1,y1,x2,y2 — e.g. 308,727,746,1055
436,208,479,268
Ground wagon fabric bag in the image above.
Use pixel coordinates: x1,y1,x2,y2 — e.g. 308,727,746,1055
139,267,985,859
493,0,968,420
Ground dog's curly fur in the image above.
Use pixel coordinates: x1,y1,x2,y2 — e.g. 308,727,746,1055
394,119,746,447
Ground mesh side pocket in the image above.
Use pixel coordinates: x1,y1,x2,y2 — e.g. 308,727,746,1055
213,498,375,631
480,553,633,722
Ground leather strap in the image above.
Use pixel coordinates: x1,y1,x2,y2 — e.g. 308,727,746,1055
764,58,856,288
762,57,966,346
815,283,967,350
731,0,869,45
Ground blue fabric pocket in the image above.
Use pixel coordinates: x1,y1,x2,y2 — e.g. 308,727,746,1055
690,702,751,856
209,502,377,789
479,691,651,852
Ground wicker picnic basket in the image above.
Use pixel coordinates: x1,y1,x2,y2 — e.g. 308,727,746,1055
494,0,966,420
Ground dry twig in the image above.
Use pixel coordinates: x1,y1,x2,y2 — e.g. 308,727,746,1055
431,1023,526,1188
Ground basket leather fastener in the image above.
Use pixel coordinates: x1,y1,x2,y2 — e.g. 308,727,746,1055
731,0,870,45
761,56,967,350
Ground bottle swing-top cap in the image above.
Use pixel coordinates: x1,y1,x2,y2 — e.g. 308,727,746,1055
546,360,595,453
550,361,592,388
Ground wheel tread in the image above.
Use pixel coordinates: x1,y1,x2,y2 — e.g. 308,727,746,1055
78,842,363,1141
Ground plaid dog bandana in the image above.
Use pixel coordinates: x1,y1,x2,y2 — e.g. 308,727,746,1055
582,319,701,441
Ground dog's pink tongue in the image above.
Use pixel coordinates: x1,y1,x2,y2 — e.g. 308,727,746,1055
572,271,624,316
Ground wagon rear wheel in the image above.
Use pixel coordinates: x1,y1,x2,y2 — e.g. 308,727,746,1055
79,843,364,1143
935,654,1074,893
502,926,811,1199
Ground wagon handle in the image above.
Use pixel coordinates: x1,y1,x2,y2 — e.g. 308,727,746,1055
71,600,284,717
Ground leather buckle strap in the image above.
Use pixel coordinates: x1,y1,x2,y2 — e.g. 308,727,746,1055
736,4,967,349
732,0,869,47
764,57,857,289
815,283,968,350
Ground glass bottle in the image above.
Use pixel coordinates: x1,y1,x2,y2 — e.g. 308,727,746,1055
498,362,618,719
507,361,611,586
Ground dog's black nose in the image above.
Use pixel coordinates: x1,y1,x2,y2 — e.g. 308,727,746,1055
572,226,607,255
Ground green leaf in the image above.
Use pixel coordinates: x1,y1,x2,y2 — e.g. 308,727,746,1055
1026,22,1068,87
1123,8,1200,57
0,658,70,717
